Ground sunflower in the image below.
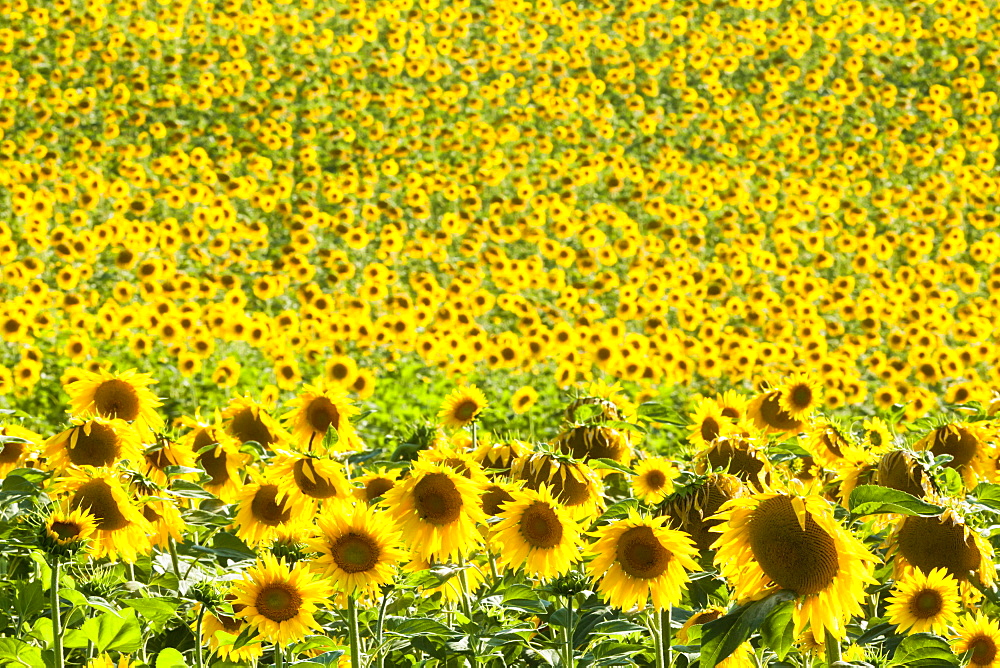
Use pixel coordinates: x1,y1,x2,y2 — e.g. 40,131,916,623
492,485,582,578
511,386,539,415
676,606,725,643
588,511,700,611
511,452,604,521
354,468,402,504
481,480,518,517
40,505,97,557
203,605,265,663
383,460,487,562
778,373,823,419
887,510,995,586
875,449,933,498
715,390,749,422
695,436,771,492
953,613,1000,668
232,476,304,547
473,438,530,479
419,446,492,485
438,385,489,429
45,417,144,472
230,553,331,647
136,490,186,549
0,423,42,477
914,422,991,489
804,419,859,468
687,397,733,448
712,491,879,642
746,389,803,435
309,500,407,597
553,423,633,467
281,383,362,452
221,394,287,449
885,567,961,636
179,414,247,502
862,417,895,451
272,451,353,511
142,436,196,487
65,368,163,438
664,473,743,553
631,457,676,505
54,467,153,563
86,656,136,668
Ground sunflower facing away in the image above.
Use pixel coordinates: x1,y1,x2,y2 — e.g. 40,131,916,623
664,472,743,553
511,452,604,521
631,457,676,505
712,491,878,642
309,500,407,598
914,422,991,489
953,613,1000,668
887,510,995,587
695,436,771,492
65,368,164,438
383,459,487,562
553,423,633,467
438,385,489,429
492,484,583,578
885,567,961,636
231,553,332,647
44,417,143,472
221,394,287,449
588,511,700,611
281,383,361,452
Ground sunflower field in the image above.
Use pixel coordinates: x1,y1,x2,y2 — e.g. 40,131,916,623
7,0,1000,665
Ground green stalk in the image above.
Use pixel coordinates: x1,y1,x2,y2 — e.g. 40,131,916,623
376,588,391,668
563,594,575,668
456,557,475,621
660,608,671,668
347,595,362,668
51,558,64,668
194,605,205,668
168,536,183,585
825,633,842,666
274,644,283,668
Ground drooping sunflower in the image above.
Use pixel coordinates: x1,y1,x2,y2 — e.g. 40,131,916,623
203,604,265,663
54,467,153,563
631,457,676,505
588,511,700,611
511,452,604,521
438,385,489,429
142,436,196,487
885,567,962,636
553,423,633,467
473,438,530,479
914,422,992,489
383,460,486,562
221,394,287,450
746,389,803,435
887,510,995,586
272,451,353,511
65,368,164,438
481,480,518,517
804,418,859,468
0,423,42,476
230,553,331,647
281,383,362,452
695,436,771,492
687,397,733,449
875,449,934,499
308,500,407,597
952,613,1000,668
664,473,743,553
232,476,304,547
492,485,583,578
778,373,823,419
712,491,879,642
131,479,186,549
566,381,638,424
354,468,401,504
45,418,143,472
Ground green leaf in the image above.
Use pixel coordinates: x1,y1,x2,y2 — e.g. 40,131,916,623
971,483,1000,511
124,597,181,626
573,404,603,423
154,648,188,668
82,609,143,654
590,458,636,476
848,485,944,517
759,598,795,661
891,633,959,667
0,638,44,667
701,591,796,667
386,617,454,638
636,402,685,424
589,620,646,636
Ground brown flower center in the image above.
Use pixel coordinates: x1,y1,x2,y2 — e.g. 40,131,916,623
68,422,121,468
331,532,380,573
876,451,927,498
229,408,275,447
256,583,302,622
481,485,515,516
518,501,563,549
413,473,463,525
452,399,479,423
643,469,667,491
93,379,141,421
616,526,671,579
0,440,25,464
49,520,84,541
758,392,802,432
746,496,839,595
908,588,943,619
930,426,979,469
896,515,980,582
305,397,340,434
71,480,130,532
250,485,292,526
364,477,394,502
293,459,338,499
969,635,998,666
787,384,813,411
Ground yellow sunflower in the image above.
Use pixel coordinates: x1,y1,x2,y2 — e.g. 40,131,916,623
0,423,42,477
887,510,995,587
135,487,186,549
885,567,961,636
231,553,331,647
354,468,402,504
804,419,859,468
203,604,265,663
272,451,353,512
511,386,539,415
86,656,135,668
281,382,362,452
862,417,895,452
472,438,530,479
309,500,407,598
179,414,247,502
778,373,823,419
715,390,749,422
41,505,97,556
419,446,492,485
953,613,1000,668
492,485,582,578
874,449,933,499
142,436,197,487
45,418,143,472
746,389,803,435
687,397,733,448
511,452,604,521
383,459,486,562
914,422,992,489
712,491,879,642
438,385,489,429
221,394,287,449
588,511,700,611
232,476,304,547
66,368,164,439
54,467,153,563
480,480,518,518
631,457,676,505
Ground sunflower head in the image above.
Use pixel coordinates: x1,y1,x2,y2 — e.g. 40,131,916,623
492,484,583,578
473,439,530,479
885,567,961,636
953,613,1000,668
438,385,489,429
876,450,933,498
44,417,143,472
695,436,770,492
233,477,302,547
65,368,164,438
631,457,677,505
664,473,743,553
553,424,633,467
746,389,804,435
778,373,822,419
282,383,361,452
354,468,401,504
511,452,604,520
687,397,733,449
914,422,989,489
39,506,97,557
221,394,286,449
804,419,858,467
890,511,994,585
0,423,42,477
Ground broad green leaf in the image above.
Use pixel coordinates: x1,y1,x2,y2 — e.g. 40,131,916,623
701,591,796,667
589,620,646,636
891,633,959,667
590,458,636,476
636,402,685,424
82,609,143,653
387,617,454,637
759,599,795,661
848,485,944,517
0,638,44,667
971,483,1000,511
572,404,604,423
124,597,181,626
154,648,188,668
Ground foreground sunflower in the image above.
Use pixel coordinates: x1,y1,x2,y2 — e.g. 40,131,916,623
203,604,265,663
438,385,489,429
221,394,286,449
142,437,196,487
492,485,582,578
885,567,961,636
588,511,700,611
713,491,878,642
66,368,164,438
511,452,604,520
383,460,486,561
231,553,331,647
309,500,407,597
44,418,143,472
282,383,361,452
631,457,676,505
179,413,248,502
953,613,1000,668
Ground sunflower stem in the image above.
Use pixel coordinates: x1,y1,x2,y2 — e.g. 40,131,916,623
348,595,362,668
563,594,575,668
457,557,475,621
168,536,183,586
194,605,205,668
824,633,841,666
51,557,64,668
376,587,391,668
487,548,500,584
656,607,671,668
